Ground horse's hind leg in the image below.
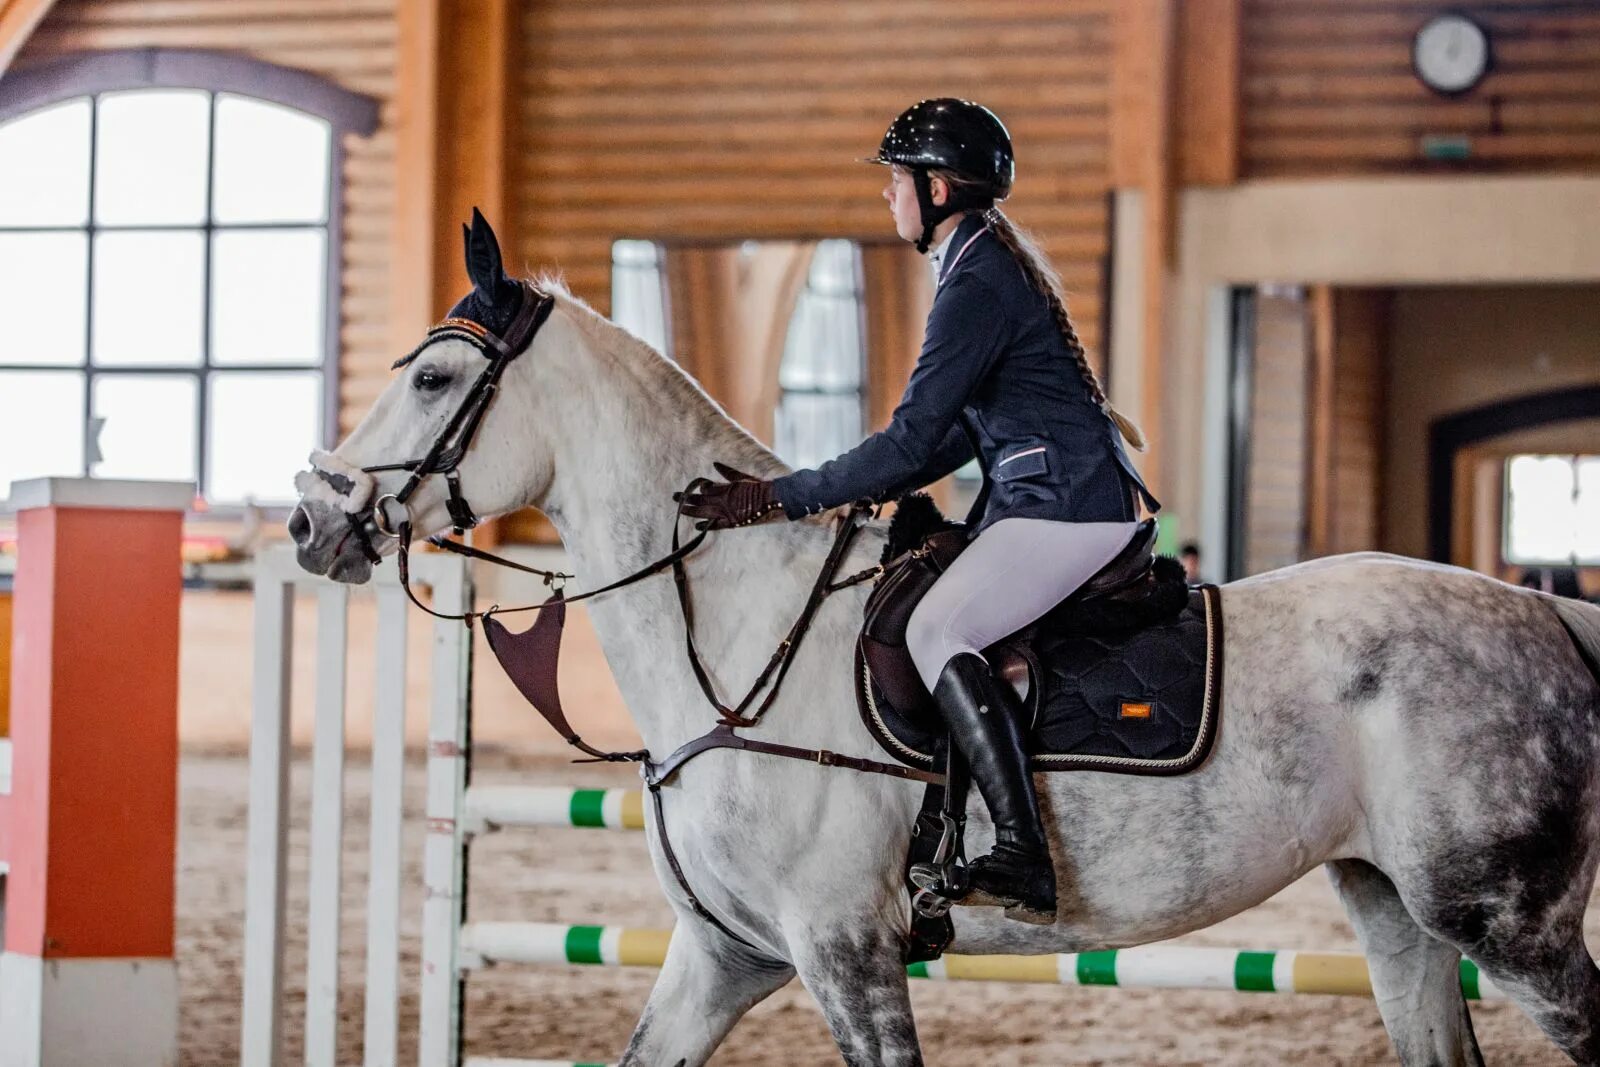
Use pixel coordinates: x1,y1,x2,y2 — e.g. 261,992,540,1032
1448,918,1600,1065
791,925,923,1067
1327,859,1485,1066
618,925,794,1067
1475,940,1600,1065
1390,833,1600,1063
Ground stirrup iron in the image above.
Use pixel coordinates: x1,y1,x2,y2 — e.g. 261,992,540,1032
908,743,970,918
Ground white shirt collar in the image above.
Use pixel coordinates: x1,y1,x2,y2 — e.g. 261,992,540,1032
927,227,958,283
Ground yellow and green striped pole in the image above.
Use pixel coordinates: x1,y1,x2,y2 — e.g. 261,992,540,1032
458,922,1500,1000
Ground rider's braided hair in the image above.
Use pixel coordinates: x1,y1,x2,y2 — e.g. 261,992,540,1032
933,169,1146,452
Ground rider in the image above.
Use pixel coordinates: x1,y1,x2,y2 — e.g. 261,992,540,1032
681,98,1159,925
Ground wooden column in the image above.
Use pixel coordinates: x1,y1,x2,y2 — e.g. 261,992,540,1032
1306,285,1337,558
1112,0,1179,498
1176,0,1243,187
432,0,515,318
393,0,517,544
861,244,934,433
393,0,516,331
0,0,60,75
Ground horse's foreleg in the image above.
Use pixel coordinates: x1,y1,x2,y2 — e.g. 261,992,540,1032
791,925,923,1067
1326,859,1485,1067
617,924,794,1067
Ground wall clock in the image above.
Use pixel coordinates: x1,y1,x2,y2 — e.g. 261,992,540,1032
1413,12,1493,96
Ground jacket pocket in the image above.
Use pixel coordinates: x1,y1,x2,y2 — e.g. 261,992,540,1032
994,445,1049,481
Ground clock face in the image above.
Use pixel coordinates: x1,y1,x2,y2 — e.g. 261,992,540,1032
1413,14,1492,95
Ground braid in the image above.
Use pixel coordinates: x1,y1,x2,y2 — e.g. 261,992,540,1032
981,206,1147,452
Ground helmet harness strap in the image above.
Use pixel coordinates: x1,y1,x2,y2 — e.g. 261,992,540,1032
912,168,997,255
912,168,954,255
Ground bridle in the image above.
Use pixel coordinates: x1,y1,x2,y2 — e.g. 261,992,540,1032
352,280,555,554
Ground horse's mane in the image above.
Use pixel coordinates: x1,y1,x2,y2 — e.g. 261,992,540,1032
528,274,887,547
531,273,780,473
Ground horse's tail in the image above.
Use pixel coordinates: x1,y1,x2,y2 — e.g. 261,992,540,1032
1539,592,1600,691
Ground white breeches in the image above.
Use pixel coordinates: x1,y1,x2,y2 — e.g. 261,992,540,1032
906,517,1142,691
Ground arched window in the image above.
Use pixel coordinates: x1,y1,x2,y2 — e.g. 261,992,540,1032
611,239,671,358
0,50,377,506
775,239,867,469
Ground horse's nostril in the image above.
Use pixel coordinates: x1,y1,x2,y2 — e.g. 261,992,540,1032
288,505,315,548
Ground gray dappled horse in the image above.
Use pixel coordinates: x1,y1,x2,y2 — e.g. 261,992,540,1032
290,221,1600,1066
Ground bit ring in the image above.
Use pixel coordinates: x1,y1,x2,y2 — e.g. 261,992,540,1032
372,493,408,539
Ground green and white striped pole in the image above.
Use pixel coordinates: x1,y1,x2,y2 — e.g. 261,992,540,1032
463,786,647,834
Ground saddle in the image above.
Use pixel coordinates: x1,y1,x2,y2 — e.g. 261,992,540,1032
856,494,1223,777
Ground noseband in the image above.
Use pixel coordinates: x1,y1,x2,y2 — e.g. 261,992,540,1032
353,281,555,555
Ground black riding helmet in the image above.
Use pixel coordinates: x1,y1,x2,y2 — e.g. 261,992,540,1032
866,98,1015,253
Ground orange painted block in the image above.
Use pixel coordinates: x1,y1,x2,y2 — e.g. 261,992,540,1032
2,481,187,962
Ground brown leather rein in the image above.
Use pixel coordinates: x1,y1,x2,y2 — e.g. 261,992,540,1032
391,492,932,785
389,493,939,948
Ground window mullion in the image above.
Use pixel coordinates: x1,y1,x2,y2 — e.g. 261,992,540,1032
81,93,99,476
198,90,218,499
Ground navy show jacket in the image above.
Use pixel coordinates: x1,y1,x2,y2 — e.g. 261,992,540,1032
772,212,1158,534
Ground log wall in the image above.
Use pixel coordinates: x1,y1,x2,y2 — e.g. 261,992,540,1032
512,0,1115,357
1241,1,1600,177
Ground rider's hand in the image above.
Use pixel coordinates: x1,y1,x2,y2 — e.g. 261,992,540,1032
677,462,784,530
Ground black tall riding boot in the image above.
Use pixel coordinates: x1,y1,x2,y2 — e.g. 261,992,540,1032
931,652,1058,925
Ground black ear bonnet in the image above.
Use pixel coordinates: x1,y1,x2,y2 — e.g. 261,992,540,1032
394,207,538,369
448,206,523,336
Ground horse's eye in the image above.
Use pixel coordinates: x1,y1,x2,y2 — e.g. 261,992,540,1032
414,368,450,393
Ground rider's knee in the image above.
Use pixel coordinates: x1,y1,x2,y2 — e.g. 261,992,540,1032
906,597,953,684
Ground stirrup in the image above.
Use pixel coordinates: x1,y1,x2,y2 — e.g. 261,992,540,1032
907,808,969,918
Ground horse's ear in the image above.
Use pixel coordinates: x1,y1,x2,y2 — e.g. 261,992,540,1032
463,207,508,296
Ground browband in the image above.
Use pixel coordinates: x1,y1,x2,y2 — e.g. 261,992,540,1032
392,282,554,369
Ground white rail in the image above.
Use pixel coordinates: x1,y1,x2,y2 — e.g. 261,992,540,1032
241,545,472,1067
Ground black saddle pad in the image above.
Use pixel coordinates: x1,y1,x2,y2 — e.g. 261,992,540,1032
858,585,1224,776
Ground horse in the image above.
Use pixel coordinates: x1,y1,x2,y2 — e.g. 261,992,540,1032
289,264,1600,1065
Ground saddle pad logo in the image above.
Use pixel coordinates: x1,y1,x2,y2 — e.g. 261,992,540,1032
1120,702,1152,720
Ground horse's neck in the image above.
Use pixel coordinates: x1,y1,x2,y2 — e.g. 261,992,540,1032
532,318,838,756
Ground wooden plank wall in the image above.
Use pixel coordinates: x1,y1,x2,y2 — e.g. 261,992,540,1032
512,0,1114,356
14,0,399,434
1241,1,1600,177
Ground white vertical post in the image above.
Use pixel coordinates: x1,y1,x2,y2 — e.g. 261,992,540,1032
418,557,473,1067
364,584,408,1067
304,585,350,1067
242,567,296,1067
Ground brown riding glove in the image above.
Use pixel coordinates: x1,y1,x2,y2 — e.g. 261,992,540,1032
678,462,784,530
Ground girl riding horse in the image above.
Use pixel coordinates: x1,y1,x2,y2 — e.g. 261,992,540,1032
682,98,1159,924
